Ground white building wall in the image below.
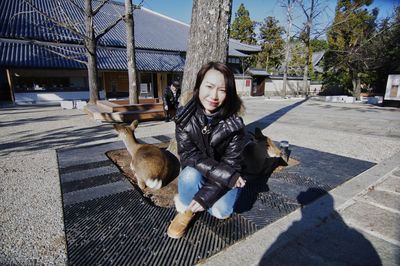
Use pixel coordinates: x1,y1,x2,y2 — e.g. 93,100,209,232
14,90,106,104
234,76,252,97
310,83,322,95
265,78,310,96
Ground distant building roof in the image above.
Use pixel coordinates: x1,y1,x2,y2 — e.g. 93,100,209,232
312,51,325,73
246,68,269,76
0,0,261,70
269,75,309,80
230,39,261,53
0,38,185,72
0,0,189,52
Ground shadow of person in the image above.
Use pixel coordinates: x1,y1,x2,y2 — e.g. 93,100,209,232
259,188,382,266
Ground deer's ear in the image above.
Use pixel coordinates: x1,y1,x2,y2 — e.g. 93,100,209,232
248,131,255,140
129,120,139,130
113,124,123,131
254,127,265,140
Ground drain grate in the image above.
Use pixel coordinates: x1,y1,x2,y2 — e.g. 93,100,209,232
271,172,332,191
64,189,257,265
62,173,122,193
58,140,375,265
59,160,114,175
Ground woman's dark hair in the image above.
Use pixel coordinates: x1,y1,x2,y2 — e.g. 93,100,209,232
193,61,243,118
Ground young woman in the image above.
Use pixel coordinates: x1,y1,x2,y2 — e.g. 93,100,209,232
167,62,247,239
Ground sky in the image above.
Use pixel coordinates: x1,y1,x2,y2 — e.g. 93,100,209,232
119,0,399,38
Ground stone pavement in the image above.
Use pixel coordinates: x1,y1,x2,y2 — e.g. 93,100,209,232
0,98,399,265
201,150,400,266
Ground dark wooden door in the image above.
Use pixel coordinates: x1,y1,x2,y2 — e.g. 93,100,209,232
251,77,265,96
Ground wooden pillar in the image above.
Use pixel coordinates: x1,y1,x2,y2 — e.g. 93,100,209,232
6,69,15,103
102,71,107,99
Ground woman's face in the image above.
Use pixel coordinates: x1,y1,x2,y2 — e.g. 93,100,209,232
198,69,227,115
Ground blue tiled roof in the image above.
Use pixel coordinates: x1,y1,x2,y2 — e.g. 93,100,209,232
0,39,185,72
246,68,269,76
0,0,260,70
312,51,324,73
0,0,189,51
0,0,260,53
230,39,261,53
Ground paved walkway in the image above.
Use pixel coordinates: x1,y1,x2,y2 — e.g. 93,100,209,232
0,98,399,265
202,151,400,266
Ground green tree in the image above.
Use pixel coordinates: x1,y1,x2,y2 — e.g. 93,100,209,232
288,40,306,76
257,16,285,72
310,38,328,52
230,3,257,70
367,7,400,94
230,3,257,44
325,0,378,99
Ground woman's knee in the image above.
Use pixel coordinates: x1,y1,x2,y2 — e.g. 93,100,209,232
209,203,234,219
208,188,239,219
179,166,202,186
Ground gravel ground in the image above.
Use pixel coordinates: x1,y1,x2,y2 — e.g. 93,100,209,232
0,150,67,265
0,97,399,264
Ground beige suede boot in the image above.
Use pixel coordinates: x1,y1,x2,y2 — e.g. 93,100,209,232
167,210,194,239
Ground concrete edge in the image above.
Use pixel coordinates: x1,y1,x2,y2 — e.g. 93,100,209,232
199,151,400,266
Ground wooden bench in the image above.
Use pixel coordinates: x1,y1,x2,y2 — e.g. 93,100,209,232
85,98,166,122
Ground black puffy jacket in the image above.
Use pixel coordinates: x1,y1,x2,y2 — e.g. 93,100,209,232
163,86,181,109
175,100,245,209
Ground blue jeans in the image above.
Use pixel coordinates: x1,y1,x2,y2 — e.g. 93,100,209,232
174,166,240,219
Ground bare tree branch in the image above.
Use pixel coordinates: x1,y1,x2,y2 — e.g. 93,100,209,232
23,0,87,40
31,40,88,65
95,16,123,40
93,0,110,15
66,0,85,14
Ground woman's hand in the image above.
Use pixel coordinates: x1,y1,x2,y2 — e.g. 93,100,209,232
235,176,246,188
188,200,205,213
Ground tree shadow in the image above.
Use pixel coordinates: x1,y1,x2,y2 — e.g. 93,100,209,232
234,99,308,212
0,122,116,156
259,188,382,266
245,98,308,133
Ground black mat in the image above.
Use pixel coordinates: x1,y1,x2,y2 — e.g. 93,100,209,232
57,138,375,265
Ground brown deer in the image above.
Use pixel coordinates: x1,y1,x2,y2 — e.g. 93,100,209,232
242,127,296,182
113,120,172,190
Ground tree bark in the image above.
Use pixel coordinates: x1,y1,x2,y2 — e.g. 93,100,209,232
282,0,293,98
125,0,138,104
85,0,99,104
180,0,233,105
302,0,315,97
351,70,361,100
167,0,233,155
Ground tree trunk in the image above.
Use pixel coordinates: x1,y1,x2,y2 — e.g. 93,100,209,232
302,59,309,96
351,71,361,100
303,37,311,96
125,0,138,104
167,0,233,155
85,0,99,104
265,54,270,73
282,0,293,98
180,0,233,105
302,0,314,97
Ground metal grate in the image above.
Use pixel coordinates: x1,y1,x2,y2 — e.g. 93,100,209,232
58,140,375,265
271,172,332,191
59,160,114,175
64,190,257,265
